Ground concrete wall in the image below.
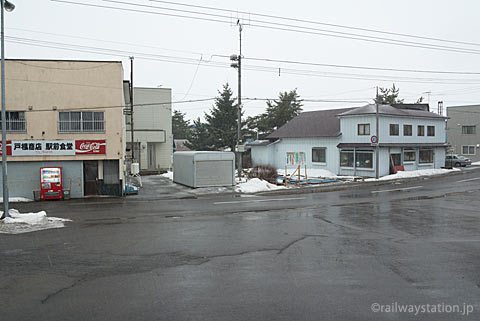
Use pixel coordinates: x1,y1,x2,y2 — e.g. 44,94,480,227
0,60,125,197
127,87,172,170
447,105,480,162
3,60,125,163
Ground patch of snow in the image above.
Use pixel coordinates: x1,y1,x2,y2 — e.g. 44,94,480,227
0,209,71,234
161,171,173,180
235,178,286,193
0,197,33,203
365,168,460,181
472,161,480,166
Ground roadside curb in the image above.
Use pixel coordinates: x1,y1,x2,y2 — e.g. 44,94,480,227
191,168,470,199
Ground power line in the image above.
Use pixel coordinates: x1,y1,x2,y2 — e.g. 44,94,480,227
25,98,216,113
51,0,480,55
239,56,480,75
7,27,205,57
11,29,480,76
149,0,480,48
10,36,480,85
106,0,480,55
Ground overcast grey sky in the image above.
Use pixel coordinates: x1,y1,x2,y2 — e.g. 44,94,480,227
6,0,480,121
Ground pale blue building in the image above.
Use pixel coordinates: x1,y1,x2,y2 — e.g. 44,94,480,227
248,104,447,178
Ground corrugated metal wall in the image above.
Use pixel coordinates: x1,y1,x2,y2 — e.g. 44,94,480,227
0,161,83,199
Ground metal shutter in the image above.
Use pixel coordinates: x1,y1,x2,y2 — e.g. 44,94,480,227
195,160,233,187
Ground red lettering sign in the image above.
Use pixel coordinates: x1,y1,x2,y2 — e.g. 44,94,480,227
0,140,12,156
75,140,106,155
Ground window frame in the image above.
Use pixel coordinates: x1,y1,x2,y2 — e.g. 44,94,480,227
462,145,476,155
462,125,476,135
389,124,399,136
355,151,373,169
427,125,435,137
340,150,354,168
403,124,412,136
312,147,327,164
357,123,370,136
0,111,26,132
417,125,425,136
58,111,105,133
419,149,434,164
340,150,373,169
403,149,416,162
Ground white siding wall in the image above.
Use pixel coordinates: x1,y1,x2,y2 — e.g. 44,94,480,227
251,113,447,178
251,138,339,172
340,115,446,144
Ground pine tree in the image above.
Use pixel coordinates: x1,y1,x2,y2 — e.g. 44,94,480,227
172,110,190,139
185,118,213,151
204,83,240,151
375,83,404,104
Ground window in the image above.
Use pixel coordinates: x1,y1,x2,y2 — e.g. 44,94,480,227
340,151,354,167
404,150,416,162
390,124,399,136
427,126,435,136
0,111,26,132
356,151,373,168
418,125,425,136
59,111,105,132
403,124,412,136
357,123,370,136
340,150,373,168
462,126,476,135
462,145,476,155
419,149,434,163
312,147,326,163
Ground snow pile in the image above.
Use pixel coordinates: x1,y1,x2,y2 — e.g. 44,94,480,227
0,209,71,234
161,171,173,180
236,178,285,193
368,168,460,181
0,197,33,203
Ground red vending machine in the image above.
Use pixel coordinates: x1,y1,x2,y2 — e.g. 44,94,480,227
40,167,63,200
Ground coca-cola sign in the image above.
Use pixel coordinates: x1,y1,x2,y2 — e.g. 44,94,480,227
0,140,12,156
75,140,106,155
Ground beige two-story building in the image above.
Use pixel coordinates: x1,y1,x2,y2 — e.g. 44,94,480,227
0,59,126,198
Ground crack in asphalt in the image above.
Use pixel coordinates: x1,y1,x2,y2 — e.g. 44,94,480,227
38,234,329,304
41,277,85,304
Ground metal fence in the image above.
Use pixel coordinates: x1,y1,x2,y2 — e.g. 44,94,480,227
58,111,105,132
0,119,26,132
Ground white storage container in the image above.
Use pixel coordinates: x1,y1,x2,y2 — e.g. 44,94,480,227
173,151,235,188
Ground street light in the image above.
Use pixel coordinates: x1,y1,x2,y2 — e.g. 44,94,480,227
1,0,15,219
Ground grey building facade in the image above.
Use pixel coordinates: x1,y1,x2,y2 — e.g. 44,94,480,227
446,105,480,162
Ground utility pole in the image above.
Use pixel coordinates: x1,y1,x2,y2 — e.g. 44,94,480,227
375,86,379,180
230,20,243,179
1,1,15,219
129,56,135,162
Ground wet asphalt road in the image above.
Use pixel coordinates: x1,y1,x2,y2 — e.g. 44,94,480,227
1,168,480,321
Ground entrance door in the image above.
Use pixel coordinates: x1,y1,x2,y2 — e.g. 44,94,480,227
390,153,402,174
147,143,156,170
84,160,98,195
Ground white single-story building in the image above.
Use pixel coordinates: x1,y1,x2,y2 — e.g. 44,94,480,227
249,104,447,178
